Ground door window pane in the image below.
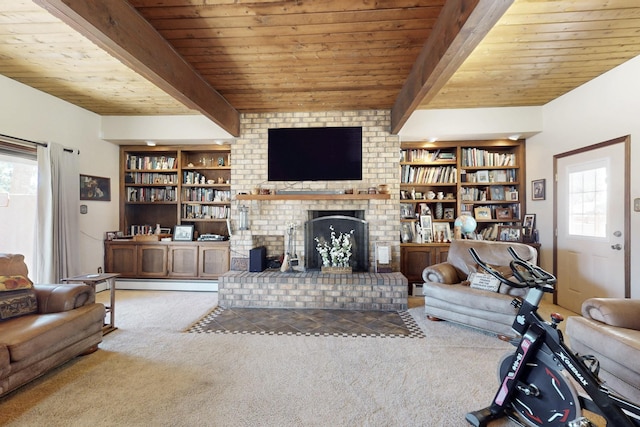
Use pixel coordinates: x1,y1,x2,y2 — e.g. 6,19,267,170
568,166,607,238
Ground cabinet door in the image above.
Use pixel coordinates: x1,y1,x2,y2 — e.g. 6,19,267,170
401,246,436,284
105,243,137,277
199,245,230,278
168,245,199,278
137,245,168,277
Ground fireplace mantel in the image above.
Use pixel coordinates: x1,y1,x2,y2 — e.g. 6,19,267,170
236,193,390,201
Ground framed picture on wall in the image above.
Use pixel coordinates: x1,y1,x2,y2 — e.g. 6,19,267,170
80,174,111,201
532,179,546,201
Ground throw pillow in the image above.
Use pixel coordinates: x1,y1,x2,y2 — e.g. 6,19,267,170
0,275,33,292
468,272,501,292
0,288,38,321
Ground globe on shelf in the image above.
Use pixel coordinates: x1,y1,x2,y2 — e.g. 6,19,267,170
454,214,477,239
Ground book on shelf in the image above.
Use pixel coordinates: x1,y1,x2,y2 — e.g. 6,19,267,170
126,154,176,170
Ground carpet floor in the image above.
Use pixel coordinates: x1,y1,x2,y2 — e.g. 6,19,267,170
187,307,425,338
0,290,529,426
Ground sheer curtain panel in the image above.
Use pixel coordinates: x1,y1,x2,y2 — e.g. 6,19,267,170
35,142,80,283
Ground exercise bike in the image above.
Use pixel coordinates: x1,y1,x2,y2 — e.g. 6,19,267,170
465,247,640,427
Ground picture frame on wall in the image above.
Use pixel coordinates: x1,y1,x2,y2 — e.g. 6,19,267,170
498,225,523,242
532,179,546,201
80,174,111,201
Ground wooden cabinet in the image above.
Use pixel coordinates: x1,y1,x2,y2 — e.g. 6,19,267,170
138,244,168,277
167,244,198,278
401,244,449,291
105,243,137,277
105,241,230,280
199,245,230,278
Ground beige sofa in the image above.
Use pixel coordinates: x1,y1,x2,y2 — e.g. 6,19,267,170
566,298,640,403
422,239,537,337
0,254,105,397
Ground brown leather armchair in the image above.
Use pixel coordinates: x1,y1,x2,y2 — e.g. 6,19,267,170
0,254,105,397
422,239,537,337
566,298,640,403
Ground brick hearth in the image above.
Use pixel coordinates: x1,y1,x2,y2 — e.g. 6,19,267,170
219,271,408,311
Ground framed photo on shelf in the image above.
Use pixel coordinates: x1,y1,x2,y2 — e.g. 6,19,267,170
498,225,522,242
495,207,513,220
523,213,536,236
420,215,433,242
489,186,505,201
474,207,492,220
432,223,452,243
173,225,194,241
374,241,393,273
401,222,415,243
443,207,455,219
400,203,415,219
532,179,546,201
505,190,519,201
476,170,490,183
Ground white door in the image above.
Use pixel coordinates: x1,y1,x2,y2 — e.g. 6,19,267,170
555,139,628,314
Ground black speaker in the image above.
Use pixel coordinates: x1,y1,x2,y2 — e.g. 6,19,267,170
249,246,267,272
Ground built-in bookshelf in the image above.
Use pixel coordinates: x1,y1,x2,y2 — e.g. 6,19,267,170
399,139,526,288
399,139,525,244
119,145,232,239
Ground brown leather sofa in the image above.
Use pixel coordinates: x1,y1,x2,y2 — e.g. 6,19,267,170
422,239,537,337
566,298,640,403
0,254,105,397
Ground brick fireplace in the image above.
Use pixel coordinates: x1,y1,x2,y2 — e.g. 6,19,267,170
220,110,406,310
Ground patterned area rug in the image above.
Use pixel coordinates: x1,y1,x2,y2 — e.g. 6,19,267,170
187,307,425,338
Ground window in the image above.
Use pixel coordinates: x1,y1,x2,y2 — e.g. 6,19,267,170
568,163,607,238
0,147,37,268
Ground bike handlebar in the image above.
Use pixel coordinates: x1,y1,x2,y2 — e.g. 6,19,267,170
468,247,556,290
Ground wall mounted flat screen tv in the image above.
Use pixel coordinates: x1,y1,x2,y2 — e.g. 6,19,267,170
268,127,362,181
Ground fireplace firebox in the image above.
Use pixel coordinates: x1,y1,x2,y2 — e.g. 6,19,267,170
304,211,369,272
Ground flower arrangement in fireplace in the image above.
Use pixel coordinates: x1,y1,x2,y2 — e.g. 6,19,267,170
314,226,355,268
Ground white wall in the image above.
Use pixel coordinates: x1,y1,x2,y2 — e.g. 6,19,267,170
0,75,119,275
527,55,640,297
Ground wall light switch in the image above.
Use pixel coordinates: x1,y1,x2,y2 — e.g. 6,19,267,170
80,204,88,214
635,198,640,212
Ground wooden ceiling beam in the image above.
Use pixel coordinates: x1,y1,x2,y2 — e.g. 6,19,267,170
390,0,513,134
34,0,240,136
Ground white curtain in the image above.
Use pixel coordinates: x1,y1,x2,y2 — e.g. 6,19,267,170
34,142,80,283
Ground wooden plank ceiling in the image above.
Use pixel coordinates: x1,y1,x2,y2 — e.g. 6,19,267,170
0,0,639,136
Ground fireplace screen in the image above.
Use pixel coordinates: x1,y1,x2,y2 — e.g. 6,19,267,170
305,214,369,272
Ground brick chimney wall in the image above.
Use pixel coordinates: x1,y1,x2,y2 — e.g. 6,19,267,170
230,110,400,271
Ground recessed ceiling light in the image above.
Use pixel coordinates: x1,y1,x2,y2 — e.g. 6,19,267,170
508,134,520,141
146,140,156,146
427,137,438,143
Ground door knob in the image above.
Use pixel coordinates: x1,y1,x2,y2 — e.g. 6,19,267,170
611,244,622,250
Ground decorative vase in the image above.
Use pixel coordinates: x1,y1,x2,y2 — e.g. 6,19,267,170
435,202,443,219
321,266,352,274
